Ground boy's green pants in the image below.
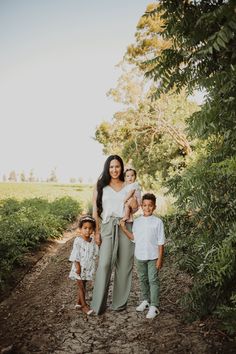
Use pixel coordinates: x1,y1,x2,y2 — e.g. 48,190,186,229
135,258,160,307
91,217,134,315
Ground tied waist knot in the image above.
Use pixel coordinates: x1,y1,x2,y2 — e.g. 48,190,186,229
109,216,121,268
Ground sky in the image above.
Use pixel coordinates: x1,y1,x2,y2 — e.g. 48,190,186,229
0,0,150,183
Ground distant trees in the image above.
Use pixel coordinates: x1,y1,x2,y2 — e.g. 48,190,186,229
28,169,36,183
2,168,59,183
8,170,17,182
69,177,83,184
69,177,77,184
19,172,26,182
47,168,58,183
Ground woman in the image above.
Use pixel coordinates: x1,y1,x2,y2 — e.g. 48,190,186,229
91,155,135,314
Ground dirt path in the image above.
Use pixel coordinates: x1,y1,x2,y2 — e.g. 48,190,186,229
0,227,232,354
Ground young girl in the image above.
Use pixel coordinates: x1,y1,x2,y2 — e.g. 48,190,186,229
122,168,142,222
69,215,98,315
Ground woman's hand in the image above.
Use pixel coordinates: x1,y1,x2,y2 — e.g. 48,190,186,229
94,231,101,246
119,220,126,231
156,258,163,270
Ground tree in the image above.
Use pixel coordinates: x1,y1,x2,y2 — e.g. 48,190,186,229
126,2,171,71
139,0,236,332
28,169,36,182
69,177,77,184
8,170,17,182
20,171,26,182
95,63,198,189
47,168,58,183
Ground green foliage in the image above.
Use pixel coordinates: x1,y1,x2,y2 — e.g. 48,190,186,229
144,1,236,95
95,87,198,189
0,197,82,291
215,292,236,335
140,0,236,334
49,197,81,224
165,212,236,321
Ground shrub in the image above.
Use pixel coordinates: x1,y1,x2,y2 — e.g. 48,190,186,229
0,197,82,291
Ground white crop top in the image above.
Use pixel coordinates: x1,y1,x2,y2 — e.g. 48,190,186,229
101,185,129,224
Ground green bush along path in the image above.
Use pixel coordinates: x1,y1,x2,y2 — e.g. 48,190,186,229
0,193,84,295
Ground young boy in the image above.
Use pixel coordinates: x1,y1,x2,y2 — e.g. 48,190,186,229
120,193,165,319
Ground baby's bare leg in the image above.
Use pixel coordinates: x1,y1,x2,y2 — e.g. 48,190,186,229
129,196,138,210
122,200,132,221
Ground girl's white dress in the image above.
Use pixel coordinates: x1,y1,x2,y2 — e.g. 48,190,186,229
69,236,98,281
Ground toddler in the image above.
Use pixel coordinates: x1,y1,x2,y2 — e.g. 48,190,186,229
69,215,98,315
122,168,141,222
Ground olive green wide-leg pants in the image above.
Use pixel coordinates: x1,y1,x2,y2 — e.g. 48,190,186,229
91,217,134,315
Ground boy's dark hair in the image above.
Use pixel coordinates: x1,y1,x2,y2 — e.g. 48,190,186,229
78,215,96,230
142,193,156,204
124,168,137,178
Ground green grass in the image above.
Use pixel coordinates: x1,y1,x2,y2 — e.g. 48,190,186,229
0,182,93,208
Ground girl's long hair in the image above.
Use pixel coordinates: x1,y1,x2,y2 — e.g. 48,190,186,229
96,155,124,218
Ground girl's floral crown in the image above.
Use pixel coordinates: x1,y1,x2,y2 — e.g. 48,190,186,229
79,215,96,223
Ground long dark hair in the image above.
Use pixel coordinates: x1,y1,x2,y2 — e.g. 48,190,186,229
96,155,124,218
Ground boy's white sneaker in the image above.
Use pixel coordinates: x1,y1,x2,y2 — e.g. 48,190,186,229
146,306,160,319
136,300,149,312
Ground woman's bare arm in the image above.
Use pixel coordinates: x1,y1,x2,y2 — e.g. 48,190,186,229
92,187,101,246
119,220,134,240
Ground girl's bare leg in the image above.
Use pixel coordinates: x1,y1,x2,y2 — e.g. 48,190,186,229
77,280,87,307
77,280,92,314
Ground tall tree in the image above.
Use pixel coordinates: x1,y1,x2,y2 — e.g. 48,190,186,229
28,169,36,183
47,168,58,183
126,2,171,71
20,171,26,182
138,0,236,332
8,170,17,182
96,84,197,189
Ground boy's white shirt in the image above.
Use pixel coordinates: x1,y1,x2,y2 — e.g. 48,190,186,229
132,214,165,261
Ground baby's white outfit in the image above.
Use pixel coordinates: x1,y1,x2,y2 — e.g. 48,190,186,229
69,236,98,281
124,181,142,222
125,181,142,203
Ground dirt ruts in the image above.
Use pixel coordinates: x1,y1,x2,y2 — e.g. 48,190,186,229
0,227,233,354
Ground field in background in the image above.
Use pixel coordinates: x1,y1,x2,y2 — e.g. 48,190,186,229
0,183,175,215
0,183,93,209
